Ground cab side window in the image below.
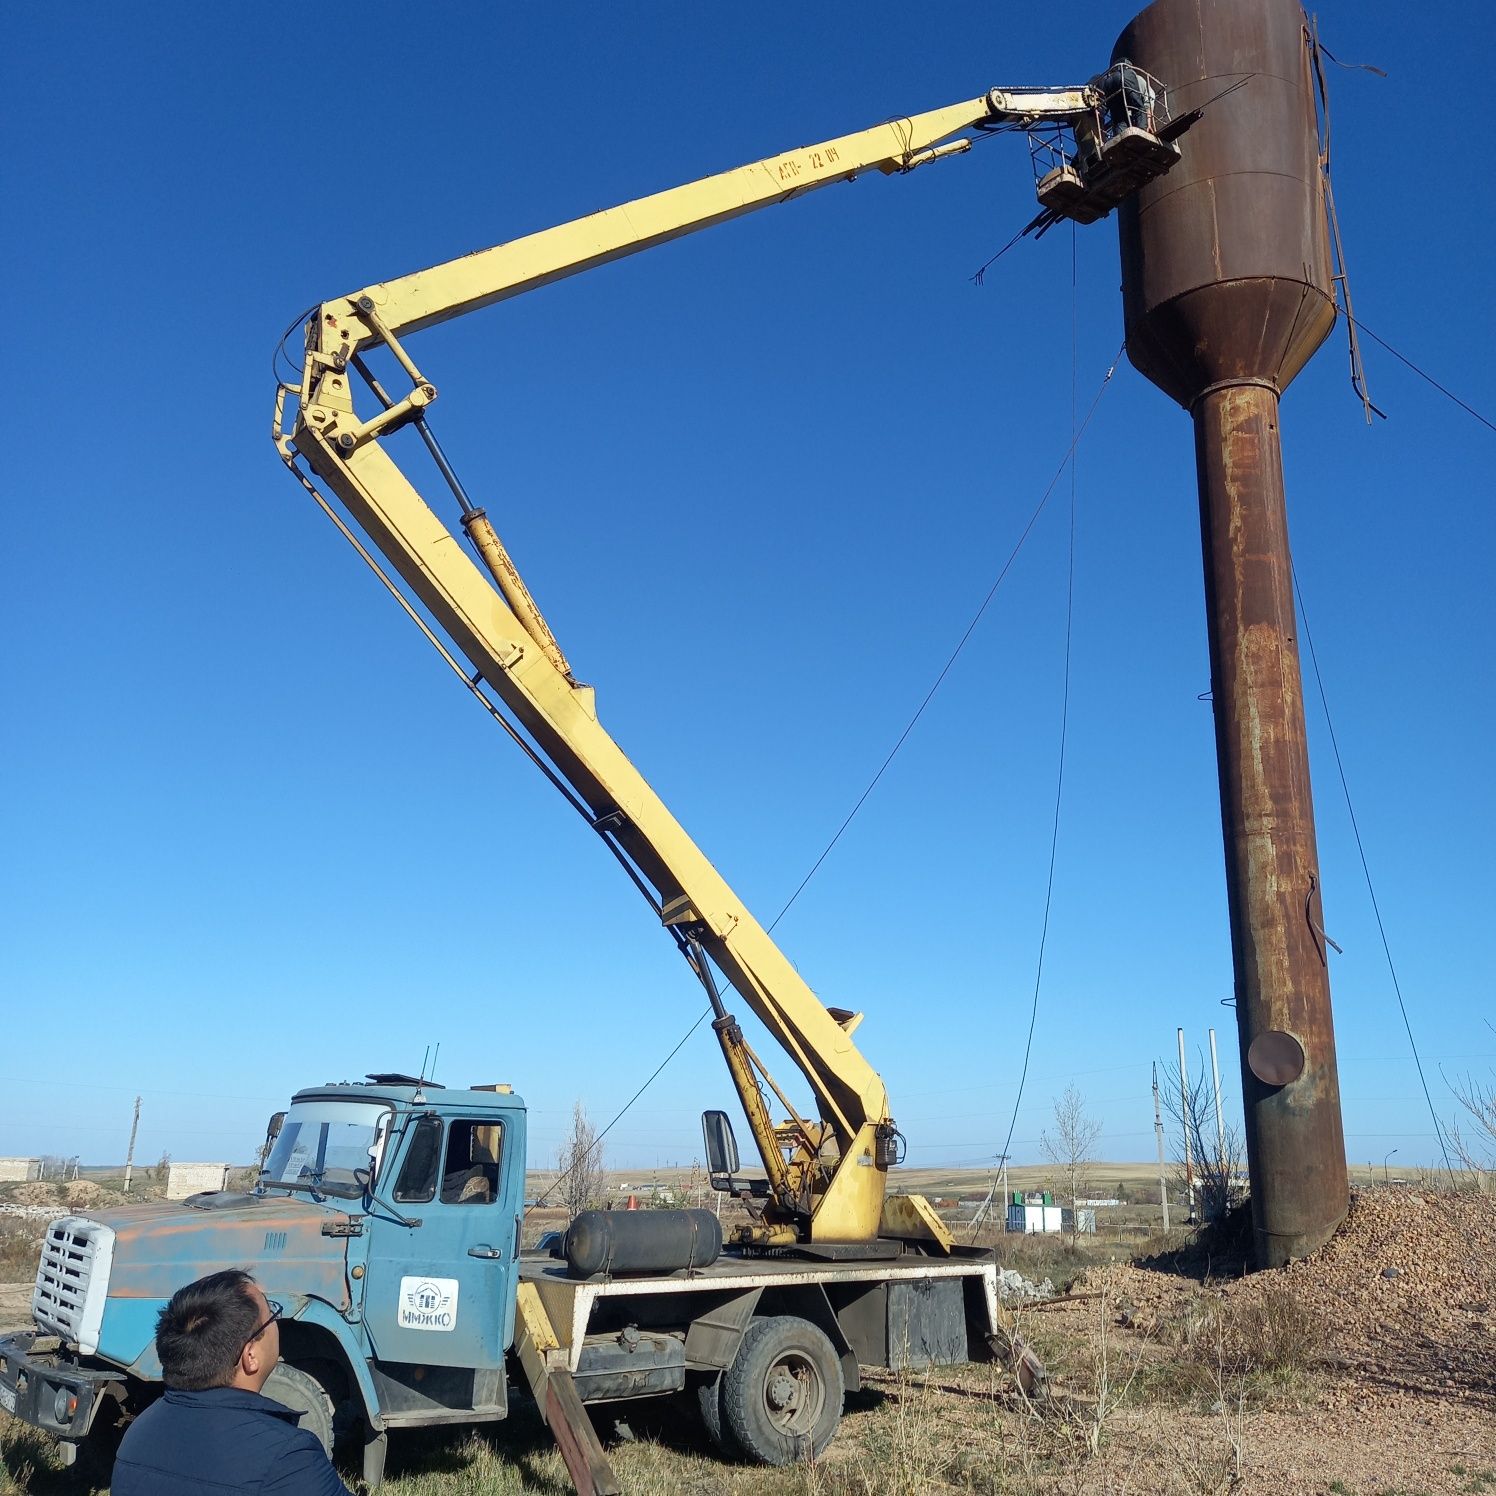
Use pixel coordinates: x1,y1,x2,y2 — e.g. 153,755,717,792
392,1115,442,1203
441,1119,503,1205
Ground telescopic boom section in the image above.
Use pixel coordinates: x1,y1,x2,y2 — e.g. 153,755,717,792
278,80,1176,1247
308,89,1095,359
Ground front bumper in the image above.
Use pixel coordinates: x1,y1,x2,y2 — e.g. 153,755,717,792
0,1330,122,1445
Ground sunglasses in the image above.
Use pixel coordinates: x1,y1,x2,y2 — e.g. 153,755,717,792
244,1299,284,1352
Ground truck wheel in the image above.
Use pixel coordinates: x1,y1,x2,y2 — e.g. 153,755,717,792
721,1315,843,1465
263,1362,336,1458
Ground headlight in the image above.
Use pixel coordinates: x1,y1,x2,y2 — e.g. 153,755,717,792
53,1385,78,1423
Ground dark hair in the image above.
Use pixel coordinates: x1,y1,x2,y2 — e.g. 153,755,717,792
154,1269,263,1390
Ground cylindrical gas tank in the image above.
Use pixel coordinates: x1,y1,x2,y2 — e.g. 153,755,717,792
564,1208,722,1280
1115,0,1335,405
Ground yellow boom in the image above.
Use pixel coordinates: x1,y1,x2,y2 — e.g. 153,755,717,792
274,76,1176,1246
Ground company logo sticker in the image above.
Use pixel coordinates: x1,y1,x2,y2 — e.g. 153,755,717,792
397,1275,460,1332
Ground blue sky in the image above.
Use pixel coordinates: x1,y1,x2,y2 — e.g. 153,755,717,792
2,3,1491,1178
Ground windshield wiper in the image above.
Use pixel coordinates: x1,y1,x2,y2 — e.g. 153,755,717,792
263,1176,363,1200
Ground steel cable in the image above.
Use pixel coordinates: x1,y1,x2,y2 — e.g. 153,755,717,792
971,227,1084,1236
1291,565,1458,1183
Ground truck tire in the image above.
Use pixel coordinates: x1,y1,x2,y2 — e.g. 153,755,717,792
693,1370,738,1457
263,1362,336,1458
721,1315,843,1465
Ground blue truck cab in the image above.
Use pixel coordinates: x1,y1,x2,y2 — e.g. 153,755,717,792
0,1077,527,1484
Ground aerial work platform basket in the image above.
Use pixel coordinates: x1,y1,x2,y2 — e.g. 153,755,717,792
1033,62,1181,225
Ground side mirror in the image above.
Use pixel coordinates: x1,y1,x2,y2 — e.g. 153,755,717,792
265,1111,286,1145
701,1109,739,1187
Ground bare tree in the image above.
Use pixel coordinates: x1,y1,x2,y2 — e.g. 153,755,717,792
556,1101,606,1220
1041,1084,1102,1247
1158,1053,1245,1223
1446,1068,1495,1193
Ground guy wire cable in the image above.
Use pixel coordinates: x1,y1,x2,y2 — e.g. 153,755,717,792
972,222,1082,1238
772,342,1123,933
1291,563,1457,1183
1345,311,1495,436
549,341,1126,1188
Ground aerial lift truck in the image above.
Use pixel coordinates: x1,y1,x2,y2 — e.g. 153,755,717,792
0,68,1182,1491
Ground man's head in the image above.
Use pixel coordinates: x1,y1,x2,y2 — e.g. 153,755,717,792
154,1269,281,1392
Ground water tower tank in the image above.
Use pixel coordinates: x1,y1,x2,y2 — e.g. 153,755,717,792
1116,0,1336,405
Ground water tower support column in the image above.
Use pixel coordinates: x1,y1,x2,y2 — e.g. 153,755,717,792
1195,380,1347,1264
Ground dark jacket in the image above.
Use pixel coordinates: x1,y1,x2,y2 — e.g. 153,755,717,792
112,1385,352,1495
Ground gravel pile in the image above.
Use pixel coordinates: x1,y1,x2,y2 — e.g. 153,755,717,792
1229,1188,1495,1405
0,1204,69,1222
1080,1188,1495,1408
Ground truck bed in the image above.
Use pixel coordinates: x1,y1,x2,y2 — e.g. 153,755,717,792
518,1245,1002,1369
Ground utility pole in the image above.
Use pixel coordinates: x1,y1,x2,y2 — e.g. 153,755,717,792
123,1095,142,1194
1152,1062,1170,1233
1208,1027,1227,1169
1177,1028,1195,1221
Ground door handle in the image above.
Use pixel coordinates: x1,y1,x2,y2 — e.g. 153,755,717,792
468,1244,503,1260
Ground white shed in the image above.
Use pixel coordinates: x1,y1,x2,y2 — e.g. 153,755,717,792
0,1157,42,1183
166,1162,230,1200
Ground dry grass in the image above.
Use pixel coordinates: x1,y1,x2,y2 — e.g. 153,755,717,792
0,1221,45,1286
1130,1282,1326,1413
1182,1286,1327,1380
0,1278,1315,1496
0,1415,76,1496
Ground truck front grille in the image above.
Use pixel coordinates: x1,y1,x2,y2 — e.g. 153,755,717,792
32,1216,115,1355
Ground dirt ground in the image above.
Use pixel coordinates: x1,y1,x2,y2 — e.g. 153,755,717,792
2,1185,1492,1494
0,1286,31,1335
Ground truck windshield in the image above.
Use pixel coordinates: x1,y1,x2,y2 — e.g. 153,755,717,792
261,1101,391,1199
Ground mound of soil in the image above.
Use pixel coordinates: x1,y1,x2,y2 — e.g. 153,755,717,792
6,1183,60,1207
1093,1189,1496,1408
61,1181,114,1209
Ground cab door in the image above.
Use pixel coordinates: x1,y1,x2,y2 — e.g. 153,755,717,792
363,1112,519,1373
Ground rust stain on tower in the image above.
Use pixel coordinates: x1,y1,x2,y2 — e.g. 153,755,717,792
1113,0,1349,1266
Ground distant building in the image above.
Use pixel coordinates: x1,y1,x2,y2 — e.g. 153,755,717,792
1062,1207,1097,1234
0,1157,42,1183
1006,1191,1062,1234
165,1162,230,1200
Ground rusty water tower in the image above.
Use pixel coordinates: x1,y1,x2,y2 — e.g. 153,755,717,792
1113,0,1349,1266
